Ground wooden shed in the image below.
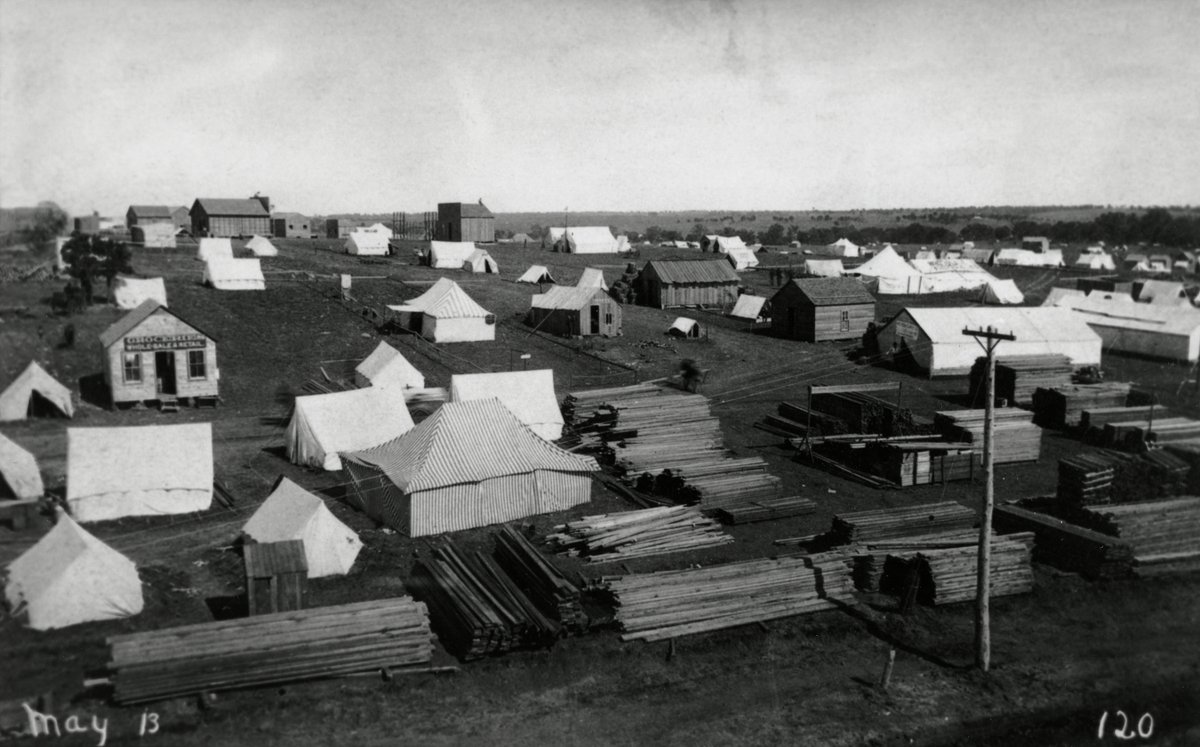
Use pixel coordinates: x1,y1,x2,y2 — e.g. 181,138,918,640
437,202,495,243
99,300,219,408
190,197,271,238
244,539,307,616
125,205,175,229
635,259,740,309
527,285,622,337
271,212,311,239
770,277,876,342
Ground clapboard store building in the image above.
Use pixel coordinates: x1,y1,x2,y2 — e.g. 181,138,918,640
99,300,219,407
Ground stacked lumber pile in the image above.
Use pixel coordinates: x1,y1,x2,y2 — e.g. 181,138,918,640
1030,383,1132,429
934,408,1042,463
848,529,980,593
777,401,846,437
107,598,434,704
1140,419,1200,448
970,355,1074,408
1057,453,1118,505
1079,405,1170,447
602,556,853,642
879,442,975,486
637,459,783,507
709,495,817,524
830,502,977,545
408,541,562,659
993,503,1133,580
546,506,733,563
912,533,1035,605
1164,441,1200,493
1057,451,1189,505
809,391,936,437
493,526,587,631
1084,497,1200,576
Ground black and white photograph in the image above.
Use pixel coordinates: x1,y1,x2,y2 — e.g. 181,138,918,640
1,0,1198,744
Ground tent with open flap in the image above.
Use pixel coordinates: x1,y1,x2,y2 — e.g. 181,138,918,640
0,361,74,422
463,248,499,273
386,278,495,342
428,241,476,268
517,265,556,284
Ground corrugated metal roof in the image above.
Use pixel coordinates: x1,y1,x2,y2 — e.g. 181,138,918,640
531,285,607,310
388,278,491,319
342,398,597,493
127,205,174,219
244,539,308,576
790,277,876,306
194,198,269,217
643,259,740,285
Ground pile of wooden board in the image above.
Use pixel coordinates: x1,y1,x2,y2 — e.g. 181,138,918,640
969,355,1074,408
108,598,435,704
708,495,817,524
1057,450,1189,505
830,501,977,545
846,529,980,593
911,532,1035,605
408,541,564,659
1164,441,1200,493
546,505,733,562
1030,383,1133,429
602,556,853,642
809,390,936,437
1079,405,1170,448
993,503,1133,580
1057,453,1118,505
1083,497,1200,576
493,526,587,631
934,408,1042,463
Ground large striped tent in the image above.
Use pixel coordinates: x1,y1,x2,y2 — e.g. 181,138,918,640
342,398,597,537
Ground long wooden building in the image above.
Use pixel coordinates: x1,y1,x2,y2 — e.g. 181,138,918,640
125,205,175,229
436,202,495,243
770,277,876,342
190,197,271,238
527,285,622,337
635,259,740,309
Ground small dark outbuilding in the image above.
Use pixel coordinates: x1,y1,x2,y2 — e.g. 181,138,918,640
244,539,307,616
770,277,876,342
437,201,495,243
635,259,740,309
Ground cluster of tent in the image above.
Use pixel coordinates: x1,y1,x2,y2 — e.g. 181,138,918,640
849,246,1000,295
197,238,266,290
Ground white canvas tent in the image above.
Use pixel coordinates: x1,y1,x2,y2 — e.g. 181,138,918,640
428,241,476,268
67,423,213,522
286,386,415,471
450,369,564,442
5,515,143,630
197,238,234,261
1042,287,1086,307
112,276,168,309
577,267,608,289
245,235,278,257
1137,280,1191,307
554,226,618,254
826,238,861,257
203,257,265,290
712,235,747,254
905,258,997,294
981,278,1025,305
355,341,425,389
850,246,924,294
803,258,844,277
345,231,389,256
517,265,556,284
1074,251,1116,271
0,432,43,499
463,248,499,273
365,223,394,239
996,248,1065,267
729,294,768,321
1052,292,1200,363
242,477,363,578
0,361,75,422
726,246,760,270
667,317,701,337
386,278,496,343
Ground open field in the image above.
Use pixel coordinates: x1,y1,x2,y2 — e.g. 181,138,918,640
1,238,1199,745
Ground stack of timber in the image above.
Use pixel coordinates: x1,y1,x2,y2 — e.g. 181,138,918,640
1079,405,1170,447
708,494,818,524
849,528,981,593
1164,441,1200,493
107,598,434,704
1059,450,1190,504
1140,419,1200,449
910,532,1035,605
1083,497,1200,576
1057,453,1118,505
830,502,977,545
993,503,1134,579
1030,383,1134,429
970,355,1073,408
879,442,975,486
602,556,854,642
493,526,587,631
545,505,734,563
809,391,936,437
408,541,562,659
934,408,1042,464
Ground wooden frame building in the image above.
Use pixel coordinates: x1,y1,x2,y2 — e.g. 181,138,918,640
244,540,307,616
99,300,219,408
527,285,622,337
125,205,175,229
190,197,271,238
635,259,740,309
437,202,495,243
770,277,876,342
272,213,312,239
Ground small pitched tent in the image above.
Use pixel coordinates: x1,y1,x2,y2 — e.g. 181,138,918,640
1074,251,1116,271
851,245,923,294
366,223,394,239
667,317,702,338
803,259,844,277
0,432,43,500
450,369,564,441
517,265,556,284
554,226,618,254
286,386,415,471
0,362,75,422
463,249,499,274
203,257,265,290
729,294,768,321
428,241,476,268
386,278,496,343
245,235,278,257
726,246,760,270
826,238,861,257
112,277,168,309
981,278,1025,305
5,515,143,630
577,267,608,289
197,238,234,261
66,423,213,522
355,341,425,390
1042,287,1086,307
962,247,996,265
342,398,598,536
712,235,747,255
1137,280,1191,307
242,477,363,578
345,231,389,256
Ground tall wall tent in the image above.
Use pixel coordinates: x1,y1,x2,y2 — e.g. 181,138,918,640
341,398,598,537
345,231,389,256
711,235,747,254
517,265,556,284
286,386,415,471
0,361,74,422
112,277,168,310
386,278,496,343
197,238,234,262
242,477,363,578
66,422,214,522
463,249,499,273
354,341,425,390
825,238,861,257
0,432,43,500
450,369,564,441
802,259,844,277
551,226,618,254
527,285,622,338
726,246,759,270
203,258,265,290
769,278,876,342
5,515,144,630
428,241,476,268
849,246,922,294
980,278,1025,305
245,235,278,257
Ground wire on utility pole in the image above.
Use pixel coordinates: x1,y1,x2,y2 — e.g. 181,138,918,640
962,324,1016,673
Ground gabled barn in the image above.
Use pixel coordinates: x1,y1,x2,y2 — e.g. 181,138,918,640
527,285,621,338
125,205,175,228
770,278,876,342
190,197,271,238
635,259,739,309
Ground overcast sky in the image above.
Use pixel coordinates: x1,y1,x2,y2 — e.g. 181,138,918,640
1,0,1196,217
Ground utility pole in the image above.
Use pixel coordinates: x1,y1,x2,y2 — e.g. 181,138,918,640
962,325,1016,672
